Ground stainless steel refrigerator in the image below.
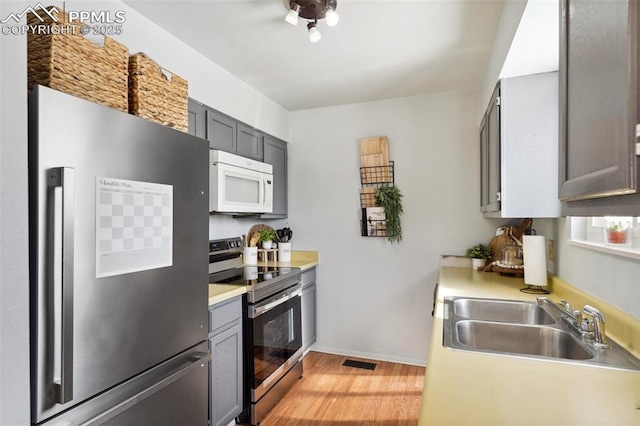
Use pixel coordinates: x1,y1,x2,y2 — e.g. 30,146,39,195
29,86,211,425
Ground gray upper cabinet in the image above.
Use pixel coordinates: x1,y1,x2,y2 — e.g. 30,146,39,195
480,84,501,213
480,72,560,218
262,135,288,218
206,109,237,153
237,124,263,161
187,98,206,139
187,97,289,218
560,0,640,215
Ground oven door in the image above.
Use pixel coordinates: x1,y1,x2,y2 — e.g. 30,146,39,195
247,284,302,402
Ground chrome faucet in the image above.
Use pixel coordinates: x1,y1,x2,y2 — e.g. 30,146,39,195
583,305,610,348
536,297,592,339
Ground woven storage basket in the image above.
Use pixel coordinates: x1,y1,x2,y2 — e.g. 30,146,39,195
128,53,188,131
27,7,129,112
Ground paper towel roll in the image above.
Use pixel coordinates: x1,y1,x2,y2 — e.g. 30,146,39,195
523,235,547,286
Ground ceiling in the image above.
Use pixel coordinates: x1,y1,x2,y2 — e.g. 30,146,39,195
123,0,505,111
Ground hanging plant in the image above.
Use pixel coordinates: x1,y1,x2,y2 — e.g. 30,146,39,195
375,184,403,243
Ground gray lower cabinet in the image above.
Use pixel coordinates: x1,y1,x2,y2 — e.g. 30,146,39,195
560,0,640,215
301,268,317,353
208,296,243,426
261,136,288,219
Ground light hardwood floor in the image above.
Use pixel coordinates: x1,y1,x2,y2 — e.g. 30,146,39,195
259,351,426,426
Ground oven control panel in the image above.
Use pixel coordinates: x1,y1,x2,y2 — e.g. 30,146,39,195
209,237,243,254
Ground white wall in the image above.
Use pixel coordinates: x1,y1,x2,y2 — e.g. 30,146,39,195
0,1,30,424
556,219,640,318
289,91,499,365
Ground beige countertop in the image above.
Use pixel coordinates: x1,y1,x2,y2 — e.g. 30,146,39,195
255,250,319,271
419,267,640,425
208,251,318,307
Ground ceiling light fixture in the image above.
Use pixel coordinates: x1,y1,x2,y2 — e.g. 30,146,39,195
285,0,338,42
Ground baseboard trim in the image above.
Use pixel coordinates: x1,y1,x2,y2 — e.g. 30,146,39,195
310,345,427,367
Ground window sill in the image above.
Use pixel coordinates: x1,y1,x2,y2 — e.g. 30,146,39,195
568,239,640,260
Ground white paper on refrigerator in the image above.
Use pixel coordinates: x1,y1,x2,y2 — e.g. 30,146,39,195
96,177,173,278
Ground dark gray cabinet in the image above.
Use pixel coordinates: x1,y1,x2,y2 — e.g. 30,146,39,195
188,97,289,217
560,0,640,215
262,136,288,218
301,268,317,353
479,73,560,218
237,124,263,161
208,296,243,426
187,98,206,139
480,84,501,213
206,109,237,153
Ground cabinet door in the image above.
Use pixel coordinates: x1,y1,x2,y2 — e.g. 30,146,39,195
206,109,237,153
262,136,288,218
479,113,489,212
559,0,639,201
301,283,317,353
187,98,206,139
209,322,243,426
486,84,501,212
237,124,264,161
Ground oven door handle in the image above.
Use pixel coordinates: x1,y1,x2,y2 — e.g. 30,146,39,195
251,287,301,318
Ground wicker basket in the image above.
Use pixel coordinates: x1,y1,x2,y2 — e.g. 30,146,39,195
27,7,129,112
128,53,188,131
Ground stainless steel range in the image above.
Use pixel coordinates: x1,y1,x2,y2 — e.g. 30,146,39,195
208,237,303,426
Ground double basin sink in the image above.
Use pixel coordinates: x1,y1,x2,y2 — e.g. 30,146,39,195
443,297,640,371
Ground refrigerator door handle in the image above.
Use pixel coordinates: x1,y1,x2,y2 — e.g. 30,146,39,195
49,167,75,404
78,352,211,426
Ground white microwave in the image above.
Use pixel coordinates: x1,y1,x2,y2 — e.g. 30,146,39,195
210,150,273,214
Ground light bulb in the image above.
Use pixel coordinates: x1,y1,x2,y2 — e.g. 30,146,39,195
308,22,321,43
325,8,339,27
285,3,300,26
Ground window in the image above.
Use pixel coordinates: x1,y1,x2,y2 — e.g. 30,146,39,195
569,216,640,259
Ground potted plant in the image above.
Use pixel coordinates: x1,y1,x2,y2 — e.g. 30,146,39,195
257,228,277,249
465,243,492,270
375,184,403,243
605,219,629,245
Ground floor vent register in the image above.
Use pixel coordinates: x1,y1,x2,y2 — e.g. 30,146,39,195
342,359,377,370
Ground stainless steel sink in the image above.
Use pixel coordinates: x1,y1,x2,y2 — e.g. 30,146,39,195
443,296,640,371
453,297,556,325
456,320,592,360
